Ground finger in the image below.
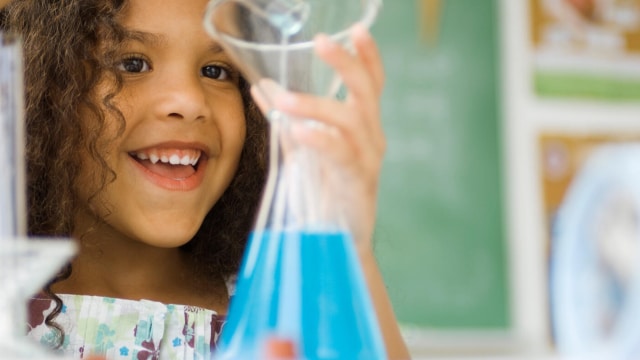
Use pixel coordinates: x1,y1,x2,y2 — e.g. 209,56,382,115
251,80,288,114
314,34,379,118
271,72,383,153
250,85,270,114
347,24,386,146
290,120,384,230
314,32,385,147
273,91,350,129
351,23,385,95
290,119,382,177
293,120,381,245
273,90,386,156
272,91,381,152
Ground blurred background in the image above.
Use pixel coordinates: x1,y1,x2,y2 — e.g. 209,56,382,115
371,0,640,358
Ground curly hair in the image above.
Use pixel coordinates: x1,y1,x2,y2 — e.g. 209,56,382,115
1,0,267,347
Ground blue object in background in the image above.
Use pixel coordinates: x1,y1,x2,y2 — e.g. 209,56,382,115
551,144,640,359
214,230,387,360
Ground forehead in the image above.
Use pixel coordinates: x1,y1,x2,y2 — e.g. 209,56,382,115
119,0,210,34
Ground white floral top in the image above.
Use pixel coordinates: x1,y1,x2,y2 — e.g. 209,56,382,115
27,294,226,360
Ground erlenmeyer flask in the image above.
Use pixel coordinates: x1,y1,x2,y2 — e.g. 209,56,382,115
203,1,387,359
0,33,76,359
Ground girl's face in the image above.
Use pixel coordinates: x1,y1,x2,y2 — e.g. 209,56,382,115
75,0,246,248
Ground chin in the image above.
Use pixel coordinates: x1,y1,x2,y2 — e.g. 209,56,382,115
135,223,201,249
142,236,194,249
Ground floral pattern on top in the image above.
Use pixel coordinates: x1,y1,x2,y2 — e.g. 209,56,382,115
27,294,226,360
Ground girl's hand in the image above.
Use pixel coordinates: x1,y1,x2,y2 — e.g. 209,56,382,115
255,29,411,358
271,24,386,247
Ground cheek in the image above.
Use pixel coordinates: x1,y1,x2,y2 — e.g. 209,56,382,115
233,113,248,153
74,114,123,215
220,97,248,155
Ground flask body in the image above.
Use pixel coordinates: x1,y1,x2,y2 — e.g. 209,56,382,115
215,230,386,360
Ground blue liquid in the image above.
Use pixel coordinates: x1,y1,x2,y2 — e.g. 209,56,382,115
214,231,387,360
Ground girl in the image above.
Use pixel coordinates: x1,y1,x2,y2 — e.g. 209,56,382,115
1,0,409,358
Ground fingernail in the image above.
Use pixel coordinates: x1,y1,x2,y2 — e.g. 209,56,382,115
352,23,370,40
274,91,297,110
290,120,309,136
250,85,270,111
315,33,336,52
353,23,366,35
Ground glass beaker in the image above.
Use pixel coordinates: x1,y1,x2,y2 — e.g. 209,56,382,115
204,0,386,359
0,33,77,359
0,33,25,238
0,238,77,358
0,32,28,357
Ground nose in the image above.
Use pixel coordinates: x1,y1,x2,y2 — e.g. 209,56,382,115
154,70,210,122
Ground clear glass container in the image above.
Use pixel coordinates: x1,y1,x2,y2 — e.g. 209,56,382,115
204,1,387,359
0,33,76,360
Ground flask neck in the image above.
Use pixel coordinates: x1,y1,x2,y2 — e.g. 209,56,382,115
257,117,349,234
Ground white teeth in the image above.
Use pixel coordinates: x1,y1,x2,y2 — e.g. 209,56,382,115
135,150,201,166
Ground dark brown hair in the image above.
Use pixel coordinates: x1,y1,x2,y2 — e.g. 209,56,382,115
1,0,267,346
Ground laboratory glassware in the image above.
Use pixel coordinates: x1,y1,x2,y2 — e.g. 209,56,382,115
204,1,387,359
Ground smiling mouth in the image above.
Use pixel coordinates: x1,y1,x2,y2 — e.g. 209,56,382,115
129,148,202,180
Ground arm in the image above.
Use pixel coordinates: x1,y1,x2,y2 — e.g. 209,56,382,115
359,247,411,359
270,24,411,359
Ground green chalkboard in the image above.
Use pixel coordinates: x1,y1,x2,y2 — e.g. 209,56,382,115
372,0,509,329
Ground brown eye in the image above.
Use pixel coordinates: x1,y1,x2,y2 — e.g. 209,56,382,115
117,57,150,73
201,65,229,80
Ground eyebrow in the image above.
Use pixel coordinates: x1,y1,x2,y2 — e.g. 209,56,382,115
123,29,168,47
122,29,225,54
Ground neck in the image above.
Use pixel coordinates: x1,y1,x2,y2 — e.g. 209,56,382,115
52,210,228,312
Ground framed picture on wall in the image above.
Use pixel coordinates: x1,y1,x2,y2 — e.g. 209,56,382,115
539,133,637,226
530,0,640,101
539,133,640,358
503,0,640,355
539,132,640,260
539,132,640,349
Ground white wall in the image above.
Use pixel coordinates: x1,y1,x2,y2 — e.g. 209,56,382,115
499,0,640,356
